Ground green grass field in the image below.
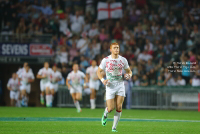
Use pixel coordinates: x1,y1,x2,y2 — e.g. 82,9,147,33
0,107,200,134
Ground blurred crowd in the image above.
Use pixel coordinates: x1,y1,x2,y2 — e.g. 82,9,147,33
1,0,200,87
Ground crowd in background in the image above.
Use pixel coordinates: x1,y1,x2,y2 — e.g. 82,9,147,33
1,0,200,87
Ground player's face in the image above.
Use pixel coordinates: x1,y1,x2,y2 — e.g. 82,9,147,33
12,73,16,79
53,66,57,71
73,64,78,71
110,45,119,55
44,62,49,68
92,60,96,66
24,62,28,68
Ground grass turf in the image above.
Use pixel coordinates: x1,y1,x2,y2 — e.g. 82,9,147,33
0,107,200,134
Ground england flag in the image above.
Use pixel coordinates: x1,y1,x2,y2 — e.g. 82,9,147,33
97,2,123,20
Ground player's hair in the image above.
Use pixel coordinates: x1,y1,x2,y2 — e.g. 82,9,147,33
110,42,119,49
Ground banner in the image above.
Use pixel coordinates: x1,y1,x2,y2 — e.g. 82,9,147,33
0,43,53,57
30,44,53,56
97,2,123,20
0,43,29,56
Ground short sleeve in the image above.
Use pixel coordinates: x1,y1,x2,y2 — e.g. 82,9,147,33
38,69,42,75
7,79,11,87
99,58,106,70
123,58,129,69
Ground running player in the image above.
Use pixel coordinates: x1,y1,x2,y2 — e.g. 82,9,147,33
49,64,62,106
7,73,19,106
66,64,87,112
37,62,53,106
19,65,35,107
86,60,99,109
97,42,132,132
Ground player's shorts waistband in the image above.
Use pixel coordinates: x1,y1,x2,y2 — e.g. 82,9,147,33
106,81,124,87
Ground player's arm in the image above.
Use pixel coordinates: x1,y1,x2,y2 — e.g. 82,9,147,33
28,73,35,83
66,74,71,90
66,79,71,90
124,67,132,80
37,74,46,79
7,80,12,91
123,57,132,80
36,69,46,79
97,67,109,85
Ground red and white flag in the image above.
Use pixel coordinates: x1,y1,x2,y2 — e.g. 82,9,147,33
97,2,123,20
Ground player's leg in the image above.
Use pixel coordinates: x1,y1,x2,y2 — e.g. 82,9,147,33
102,86,116,126
75,92,82,112
71,93,80,112
40,82,45,105
20,89,27,107
90,88,95,109
112,95,124,132
45,86,51,107
15,91,20,107
10,91,15,106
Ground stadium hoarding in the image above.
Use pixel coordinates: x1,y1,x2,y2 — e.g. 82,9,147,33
0,56,52,64
29,44,54,56
0,43,29,56
0,43,53,64
0,43,54,57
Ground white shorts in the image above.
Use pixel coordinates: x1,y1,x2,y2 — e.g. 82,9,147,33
50,83,59,92
20,84,31,94
106,82,126,100
89,80,100,90
40,81,51,91
83,88,91,95
10,91,19,100
70,86,82,94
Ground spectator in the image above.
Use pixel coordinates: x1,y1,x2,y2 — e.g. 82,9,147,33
180,53,191,84
176,75,186,86
157,75,165,86
71,11,85,34
58,47,68,67
140,74,149,86
99,28,108,42
80,55,89,72
88,23,99,39
164,68,176,86
76,34,89,55
137,50,153,62
132,75,140,86
112,21,123,40
146,59,154,73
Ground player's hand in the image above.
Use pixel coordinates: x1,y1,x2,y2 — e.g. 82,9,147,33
103,79,109,86
124,74,131,80
42,75,47,79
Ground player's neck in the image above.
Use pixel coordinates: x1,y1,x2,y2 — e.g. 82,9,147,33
74,70,78,73
111,54,118,59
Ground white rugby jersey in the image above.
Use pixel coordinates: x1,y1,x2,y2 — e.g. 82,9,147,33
51,71,62,84
99,55,129,83
17,67,33,78
67,70,85,87
19,70,35,85
7,78,19,91
86,66,98,82
37,68,53,83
